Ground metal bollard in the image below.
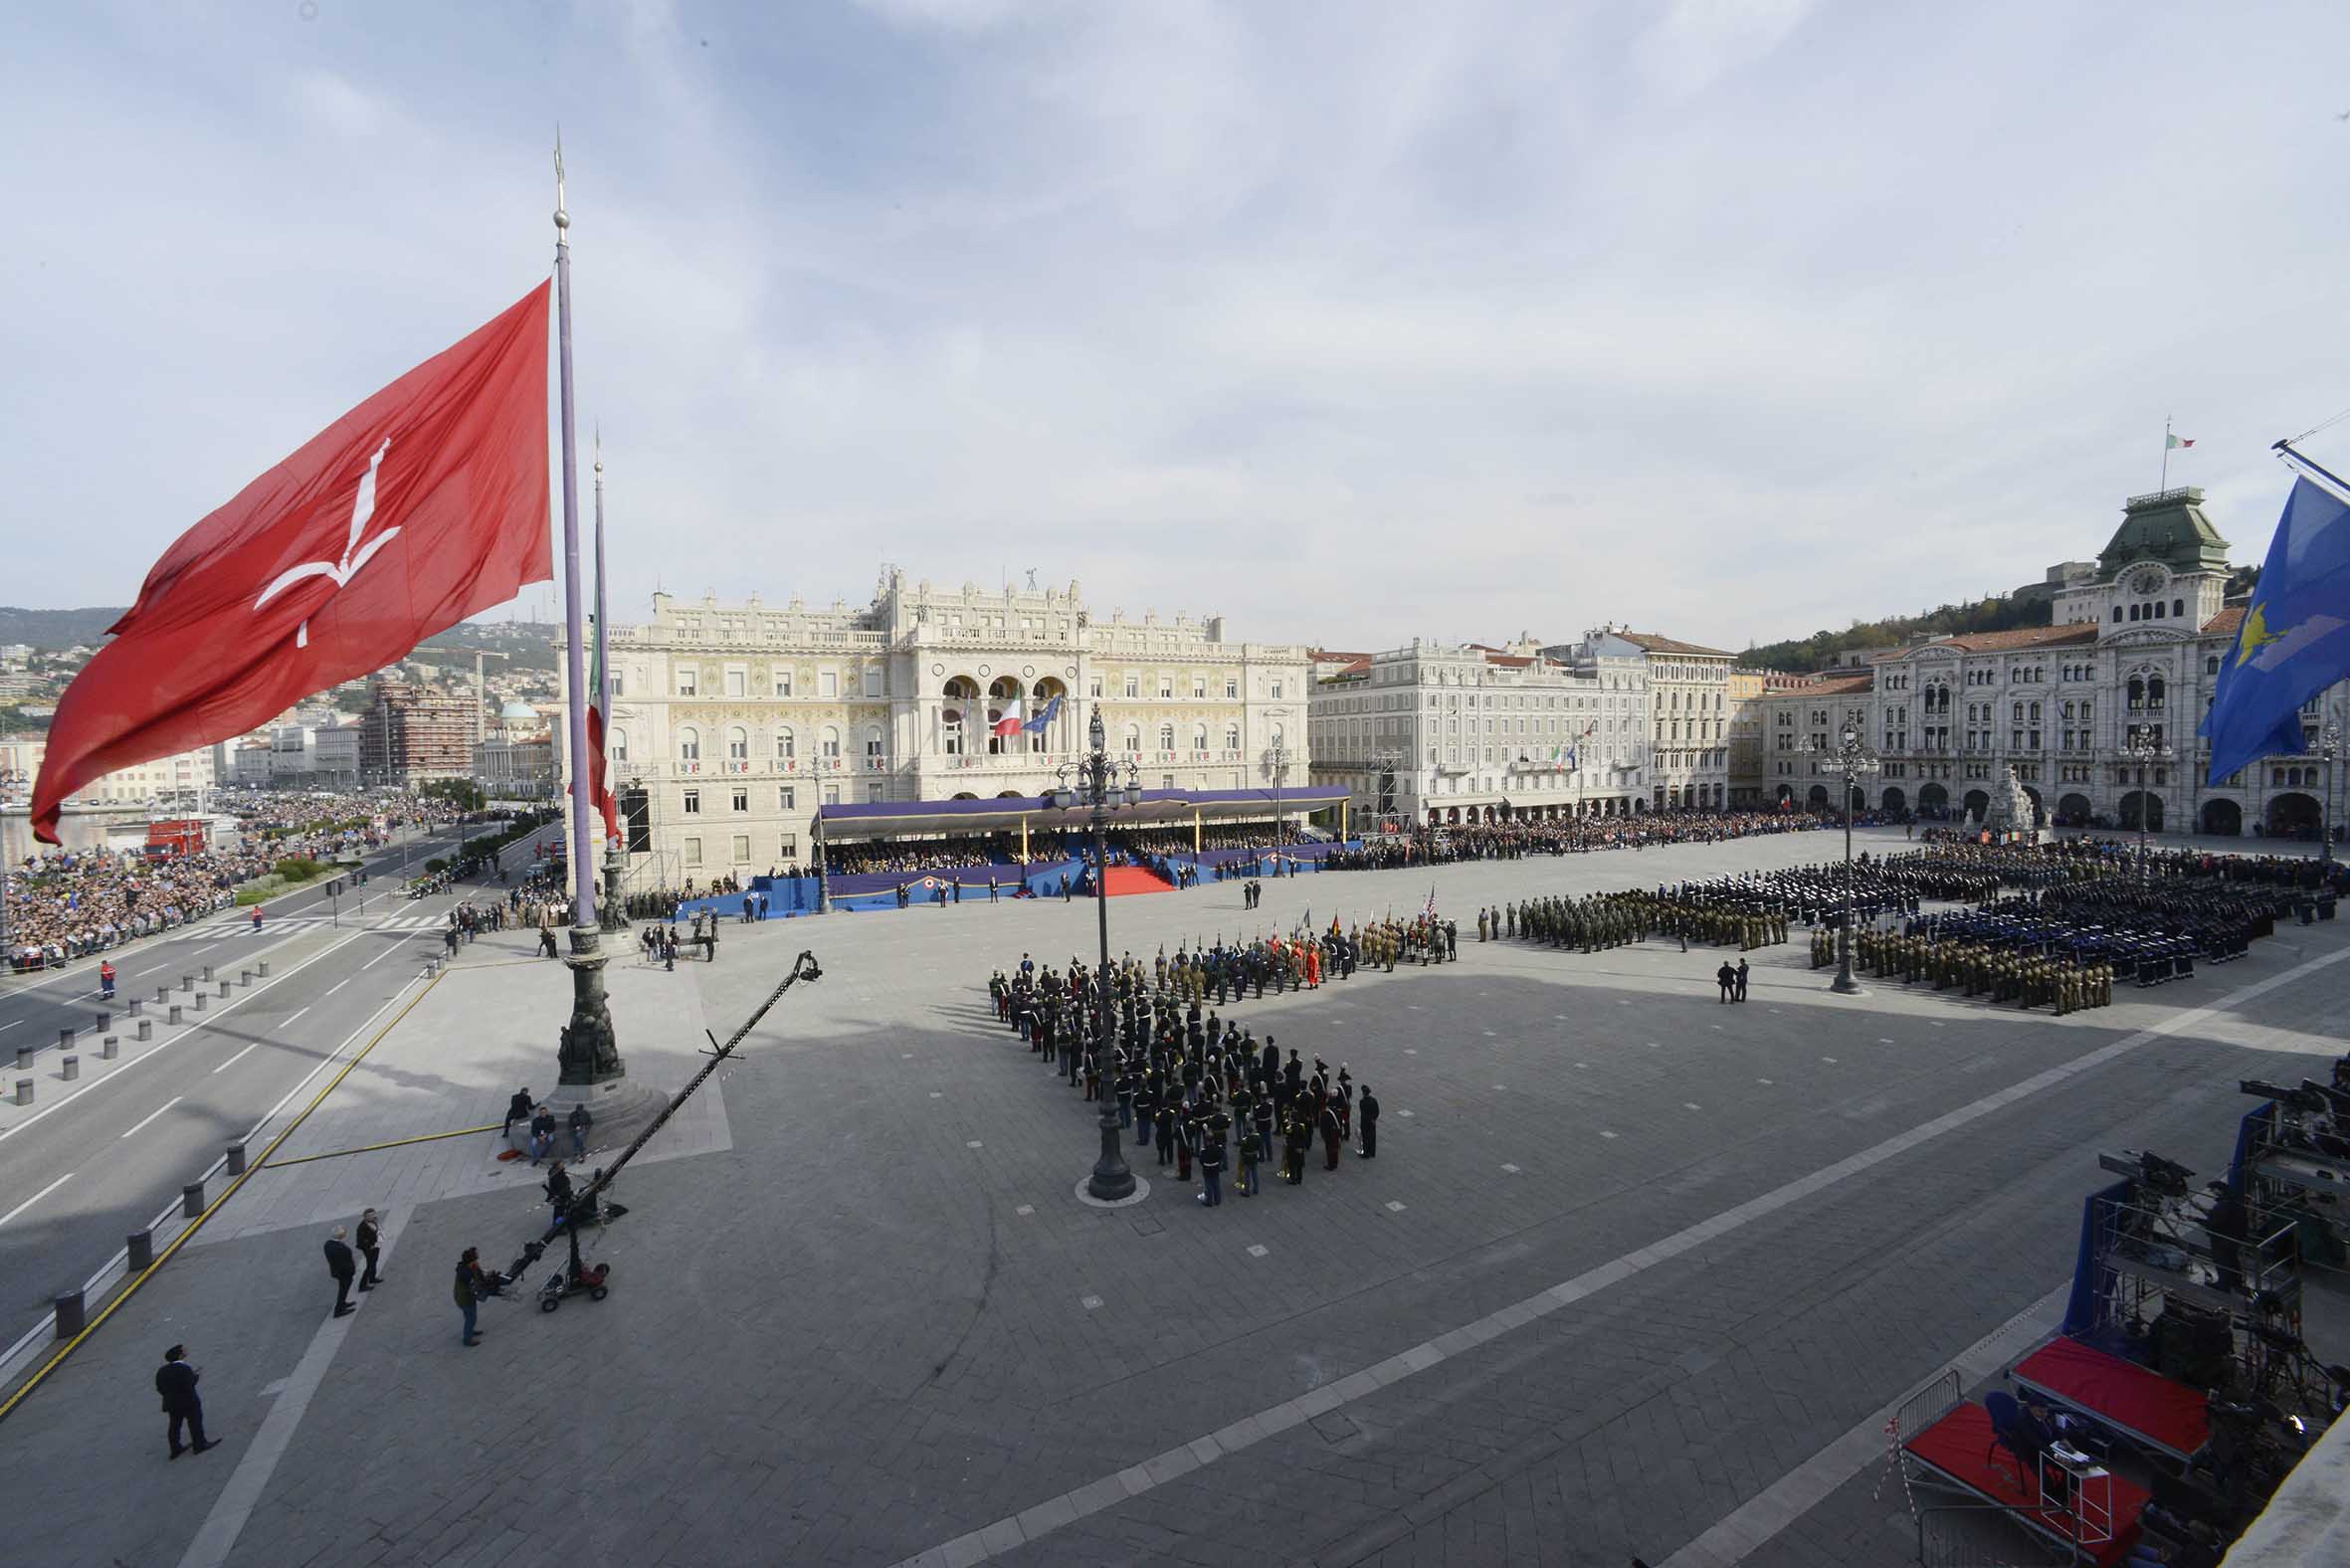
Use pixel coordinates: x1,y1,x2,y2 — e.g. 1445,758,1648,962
13,1078,30,1106
226,1141,248,1177
240,969,252,987
53,1290,85,1341
14,1045,31,1073
258,960,271,978
193,993,207,1013
61,1056,79,1082
180,975,193,992
167,1005,183,1026
157,986,170,1005
182,1182,205,1219
94,1012,109,1036
129,997,143,1018
219,980,232,998
106,1034,124,1058
201,964,213,983
127,1229,154,1272
59,1027,74,1052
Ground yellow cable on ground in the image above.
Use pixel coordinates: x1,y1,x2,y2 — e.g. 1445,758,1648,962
263,1122,499,1168
0,973,444,1425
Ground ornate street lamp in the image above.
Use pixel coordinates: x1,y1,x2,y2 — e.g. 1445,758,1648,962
2117,733,2171,880
1047,709,1144,1202
1263,743,1291,849
1803,722,1879,996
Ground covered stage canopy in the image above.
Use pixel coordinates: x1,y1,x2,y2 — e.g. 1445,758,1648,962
815,786,1350,842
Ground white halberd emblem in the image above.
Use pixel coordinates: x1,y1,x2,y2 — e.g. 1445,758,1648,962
254,438,399,648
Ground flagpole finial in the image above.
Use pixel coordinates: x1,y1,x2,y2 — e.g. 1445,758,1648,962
594,422,603,476
553,130,570,237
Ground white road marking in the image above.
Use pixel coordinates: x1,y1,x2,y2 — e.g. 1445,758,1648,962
118,1096,184,1139
359,941,403,970
323,979,349,996
212,1044,262,1075
1757,1078,1774,1085
1683,1101,1702,1110
0,1172,73,1228
1599,1129,1619,1139
0,1020,17,1033
0,923,378,1145
1821,1056,1839,1064
280,1008,310,1029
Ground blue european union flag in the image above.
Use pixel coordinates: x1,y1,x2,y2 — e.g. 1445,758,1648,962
2202,473,2350,787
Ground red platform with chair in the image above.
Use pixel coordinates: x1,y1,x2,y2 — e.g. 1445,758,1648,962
1902,1400,2150,1567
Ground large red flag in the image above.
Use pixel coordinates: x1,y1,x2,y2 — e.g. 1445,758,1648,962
33,283,553,843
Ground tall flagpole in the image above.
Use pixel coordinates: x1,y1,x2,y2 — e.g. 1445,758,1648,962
552,134,626,1095
2162,415,2172,491
594,427,622,925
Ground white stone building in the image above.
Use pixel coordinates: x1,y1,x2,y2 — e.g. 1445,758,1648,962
1306,638,1652,826
1757,487,2350,841
587,572,1310,883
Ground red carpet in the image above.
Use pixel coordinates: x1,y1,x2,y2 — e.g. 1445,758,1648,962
1101,865,1174,896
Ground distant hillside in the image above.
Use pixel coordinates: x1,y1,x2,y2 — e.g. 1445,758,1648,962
0,607,125,647
0,608,558,667
1743,564,2266,676
1742,595,2053,675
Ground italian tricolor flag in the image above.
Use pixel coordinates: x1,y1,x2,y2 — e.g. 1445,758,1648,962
2167,434,2195,450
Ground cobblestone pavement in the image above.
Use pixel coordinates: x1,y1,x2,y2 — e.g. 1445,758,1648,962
0,827,2339,1568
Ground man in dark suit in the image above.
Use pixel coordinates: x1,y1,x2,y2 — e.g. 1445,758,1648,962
324,1228,357,1316
1356,1085,1379,1158
355,1209,384,1290
156,1344,214,1458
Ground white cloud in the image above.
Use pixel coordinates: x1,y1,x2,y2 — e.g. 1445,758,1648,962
5,0,2350,661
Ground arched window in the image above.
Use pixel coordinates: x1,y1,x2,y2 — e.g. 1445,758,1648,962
2029,702,2041,722
610,726,629,763
2205,656,2221,676
2173,599,2184,619
1157,722,1175,752
821,726,841,759
1192,722,1208,753
678,726,699,761
866,725,884,761
941,707,963,756
1225,723,1241,751
1272,724,1285,749
2149,676,2166,705
2127,677,2144,705
776,727,795,761
2129,604,2141,622
1123,724,1141,754
2111,606,2123,624
726,725,748,761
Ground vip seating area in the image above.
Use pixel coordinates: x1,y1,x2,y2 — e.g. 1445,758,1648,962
663,787,1356,918
1889,1074,2350,1567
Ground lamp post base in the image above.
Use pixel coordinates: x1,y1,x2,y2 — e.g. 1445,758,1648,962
1829,965,1867,997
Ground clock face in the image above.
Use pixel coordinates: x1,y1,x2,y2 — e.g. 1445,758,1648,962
2130,568,2165,595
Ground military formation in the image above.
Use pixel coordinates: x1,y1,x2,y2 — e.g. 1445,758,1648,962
1480,887,1789,952
985,922,1417,1207
1823,920,2117,1014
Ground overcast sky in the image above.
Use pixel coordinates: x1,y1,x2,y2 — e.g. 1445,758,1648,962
7,0,2350,655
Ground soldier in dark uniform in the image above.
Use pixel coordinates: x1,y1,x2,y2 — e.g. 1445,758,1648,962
1356,1084,1379,1158
1196,1111,1228,1207
1319,1097,1343,1171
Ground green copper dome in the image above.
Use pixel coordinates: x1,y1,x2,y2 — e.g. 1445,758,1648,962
2096,487,2232,578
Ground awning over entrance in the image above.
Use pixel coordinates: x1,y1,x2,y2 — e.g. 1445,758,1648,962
815,786,1349,842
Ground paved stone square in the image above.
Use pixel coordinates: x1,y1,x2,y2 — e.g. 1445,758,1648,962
1,827,2342,1568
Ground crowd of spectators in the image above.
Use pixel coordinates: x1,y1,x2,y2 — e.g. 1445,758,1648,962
5,789,446,974
1325,808,1839,872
